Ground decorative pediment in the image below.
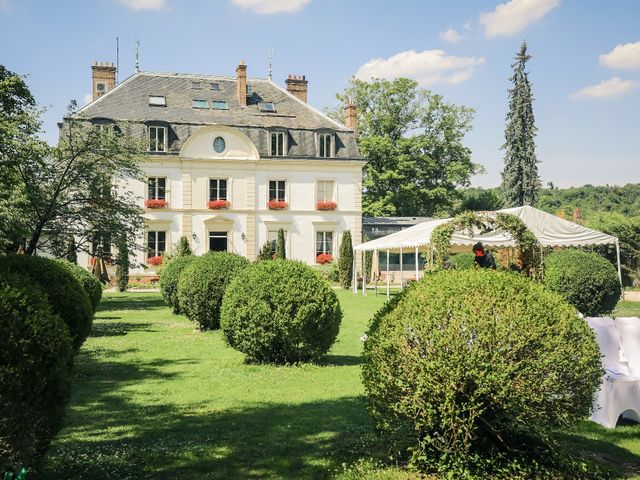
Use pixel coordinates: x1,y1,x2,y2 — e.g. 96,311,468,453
203,215,234,227
180,125,260,161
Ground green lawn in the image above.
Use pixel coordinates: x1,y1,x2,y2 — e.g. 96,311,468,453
40,291,640,479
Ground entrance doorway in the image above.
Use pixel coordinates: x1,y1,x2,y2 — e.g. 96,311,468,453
209,231,228,252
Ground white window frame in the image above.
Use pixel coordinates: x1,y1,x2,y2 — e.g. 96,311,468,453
209,178,228,201
316,180,336,203
268,179,287,202
270,131,287,156
148,125,167,152
317,132,334,158
147,230,167,257
148,95,166,106
208,230,229,252
315,231,334,257
147,176,167,200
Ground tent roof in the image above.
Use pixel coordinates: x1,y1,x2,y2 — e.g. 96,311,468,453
354,205,617,252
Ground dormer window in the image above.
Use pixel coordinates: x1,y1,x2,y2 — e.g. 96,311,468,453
192,99,209,109
210,83,220,90
191,81,203,90
148,125,166,152
212,100,229,110
149,95,166,107
260,102,276,112
270,131,287,156
318,132,334,158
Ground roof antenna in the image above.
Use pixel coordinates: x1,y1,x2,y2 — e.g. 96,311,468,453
268,48,273,82
135,39,140,73
116,36,120,82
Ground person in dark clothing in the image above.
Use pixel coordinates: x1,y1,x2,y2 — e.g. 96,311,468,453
472,242,496,270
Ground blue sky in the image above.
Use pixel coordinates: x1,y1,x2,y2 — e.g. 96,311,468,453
1,0,638,188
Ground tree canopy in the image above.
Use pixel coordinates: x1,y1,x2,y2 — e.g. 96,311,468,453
330,78,482,217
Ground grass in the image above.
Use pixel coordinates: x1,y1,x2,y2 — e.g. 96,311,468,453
615,301,640,317
39,291,640,479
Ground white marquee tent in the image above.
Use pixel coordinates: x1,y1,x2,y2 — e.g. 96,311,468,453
353,205,621,298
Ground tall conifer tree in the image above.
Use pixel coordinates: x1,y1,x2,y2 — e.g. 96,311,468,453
501,41,540,207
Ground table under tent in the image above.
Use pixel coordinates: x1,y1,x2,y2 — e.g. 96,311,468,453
352,205,621,299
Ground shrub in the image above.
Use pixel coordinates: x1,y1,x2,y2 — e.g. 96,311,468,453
177,252,249,330
449,251,475,269
338,230,353,288
0,274,73,469
545,249,621,316
362,269,601,477
0,255,93,350
57,260,102,311
160,255,196,314
221,260,342,364
116,238,130,293
257,241,273,261
174,235,193,257
312,263,340,284
275,228,286,259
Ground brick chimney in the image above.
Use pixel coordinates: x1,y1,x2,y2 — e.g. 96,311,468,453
91,62,117,101
236,61,247,107
344,102,358,135
285,74,308,103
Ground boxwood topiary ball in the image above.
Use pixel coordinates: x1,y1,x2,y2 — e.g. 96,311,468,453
177,252,249,330
0,273,73,468
0,255,93,350
160,255,196,314
544,249,621,316
220,259,342,364
57,260,103,312
362,269,602,476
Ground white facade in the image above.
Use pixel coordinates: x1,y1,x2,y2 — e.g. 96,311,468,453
79,125,364,274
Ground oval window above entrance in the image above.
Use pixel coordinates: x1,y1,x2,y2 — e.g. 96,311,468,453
213,136,226,153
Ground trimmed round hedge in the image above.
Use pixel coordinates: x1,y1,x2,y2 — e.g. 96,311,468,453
160,255,196,314
545,249,621,316
0,274,73,469
362,269,602,476
0,255,93,350
221,260,342,364
57,260,102,311
177,252,249,330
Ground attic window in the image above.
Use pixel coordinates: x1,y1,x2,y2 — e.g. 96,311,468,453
191,81,203,90
211,100,229,110
148,95,166,107
259,102,276,112
210,83,220,91
192,99,209,109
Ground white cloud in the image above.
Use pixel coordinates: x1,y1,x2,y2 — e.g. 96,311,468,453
439,27,464,44
354,49,485,87
570,77,640,99
83,93,93,105
479,0,561,38
463,21,472,30
117,0,166,11
231,0,310,14
599,41,640,70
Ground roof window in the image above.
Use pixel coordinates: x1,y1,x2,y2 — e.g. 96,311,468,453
259,102,276,112
191,81,203,90
212,100,229,110
210,83,220,91
148,95,166,107
192,99,209,109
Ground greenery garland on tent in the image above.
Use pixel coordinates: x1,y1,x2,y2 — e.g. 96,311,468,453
430,211,541,277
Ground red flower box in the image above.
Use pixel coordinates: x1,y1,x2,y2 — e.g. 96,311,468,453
267,200,288,210
147,255,163,266
145,199,168,209
208,200,230,210
316,253,333,265
317,201,337,211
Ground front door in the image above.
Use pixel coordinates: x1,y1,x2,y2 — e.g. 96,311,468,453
209,231,228,252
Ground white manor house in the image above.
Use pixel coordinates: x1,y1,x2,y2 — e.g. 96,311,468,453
69,61,364,274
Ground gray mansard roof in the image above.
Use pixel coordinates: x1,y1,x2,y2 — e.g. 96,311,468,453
72,72,361,160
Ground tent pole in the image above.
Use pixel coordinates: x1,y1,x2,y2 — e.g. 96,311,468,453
386,249,390,300
400,247,404,290
352,249,357,294
415,247,419,282
616,239,623,286
374,249,378,296
362,251,366,296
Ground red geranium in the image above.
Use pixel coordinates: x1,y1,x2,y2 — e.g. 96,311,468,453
147,255,163,266
316,201,337,211
208,200,230,210
145,199,168,209
316,253,333,265
267,200,288,210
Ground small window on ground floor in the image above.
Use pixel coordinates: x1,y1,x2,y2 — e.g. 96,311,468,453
316,231,334,256
147,231,166,257
209,231,228,252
